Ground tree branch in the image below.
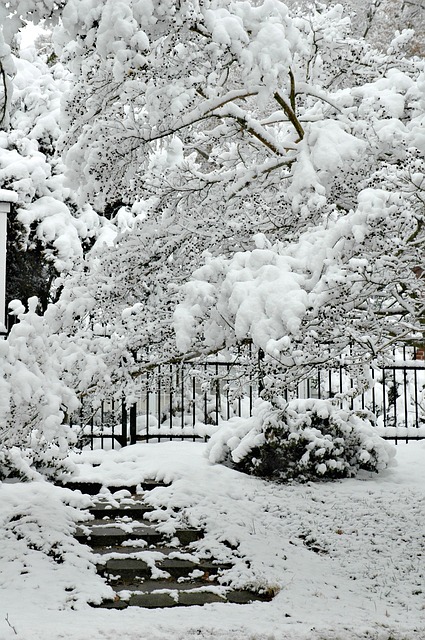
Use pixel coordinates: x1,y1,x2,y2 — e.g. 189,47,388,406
234,116,285,156
143,89,259,144
289,68,296,112
273,91,304,141
0,61,9,129
228,156,295,198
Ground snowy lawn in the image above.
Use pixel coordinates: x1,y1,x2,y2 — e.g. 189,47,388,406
0,440,424,640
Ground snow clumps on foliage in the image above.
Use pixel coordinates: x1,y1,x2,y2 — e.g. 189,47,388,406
206,399,396,482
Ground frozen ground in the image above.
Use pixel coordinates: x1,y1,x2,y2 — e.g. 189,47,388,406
0,439,424,640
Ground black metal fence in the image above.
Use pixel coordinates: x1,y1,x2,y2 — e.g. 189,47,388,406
70,347,425,450
70,356,261,449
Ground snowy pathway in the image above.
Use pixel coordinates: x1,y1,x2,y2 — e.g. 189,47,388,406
0,441,424,640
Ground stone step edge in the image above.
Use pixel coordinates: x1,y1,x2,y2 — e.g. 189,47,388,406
92,588,273,609
75,527,203,547
93,546,199,558
110,578,225,593
98,560,230,580
89,506,156,519
57,480,170,495
99,557,228,570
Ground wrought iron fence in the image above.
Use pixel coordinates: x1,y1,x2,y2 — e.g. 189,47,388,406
69,355,260,449
69,346,425,450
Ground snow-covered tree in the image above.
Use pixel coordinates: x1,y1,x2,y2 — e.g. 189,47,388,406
53,0,424,386
0,3,117,312
290,0,425,55
0,0,423,478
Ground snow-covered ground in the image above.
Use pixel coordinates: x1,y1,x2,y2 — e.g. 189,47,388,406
0,440,424,640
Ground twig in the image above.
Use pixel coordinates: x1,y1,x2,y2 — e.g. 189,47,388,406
5,614,17,636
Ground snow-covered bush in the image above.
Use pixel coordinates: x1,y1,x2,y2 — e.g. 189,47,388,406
0,444,77,482
206,399,396,482
0,296,85,480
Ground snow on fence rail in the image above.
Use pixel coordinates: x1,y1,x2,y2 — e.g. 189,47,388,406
69,348,425,450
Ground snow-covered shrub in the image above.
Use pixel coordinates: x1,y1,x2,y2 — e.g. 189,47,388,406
0,297,82,481
0,443,78,482
206,399,396,482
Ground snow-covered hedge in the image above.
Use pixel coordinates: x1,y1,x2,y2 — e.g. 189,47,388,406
206,399,395,481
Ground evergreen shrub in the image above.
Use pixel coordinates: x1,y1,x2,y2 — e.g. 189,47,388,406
206,399,395,482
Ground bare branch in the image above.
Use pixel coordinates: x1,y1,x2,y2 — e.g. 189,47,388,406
273,91,304,141
289,68,296,112
0,61,9,129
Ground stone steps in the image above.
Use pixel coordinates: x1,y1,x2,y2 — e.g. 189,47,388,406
97,556,230,580
89,503,156,520
61,480,168,495
76,522,203,547
113,578,220,592
100,590,227,609
73,481,273,608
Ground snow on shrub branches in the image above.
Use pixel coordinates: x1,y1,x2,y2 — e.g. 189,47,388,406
206,399,396,481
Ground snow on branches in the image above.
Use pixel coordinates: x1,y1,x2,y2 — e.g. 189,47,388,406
0,0,424,474
53,0,424,373
175,186,425,393
0,48,106,275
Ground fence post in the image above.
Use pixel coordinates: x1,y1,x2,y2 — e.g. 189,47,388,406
258,348,265,395
130,403,137,444
121,400,128,447
0,190,17,335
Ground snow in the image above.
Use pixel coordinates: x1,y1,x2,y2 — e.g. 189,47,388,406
1,1,424,636
0,189,18,203
1,440,424,640
19,196,85,268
